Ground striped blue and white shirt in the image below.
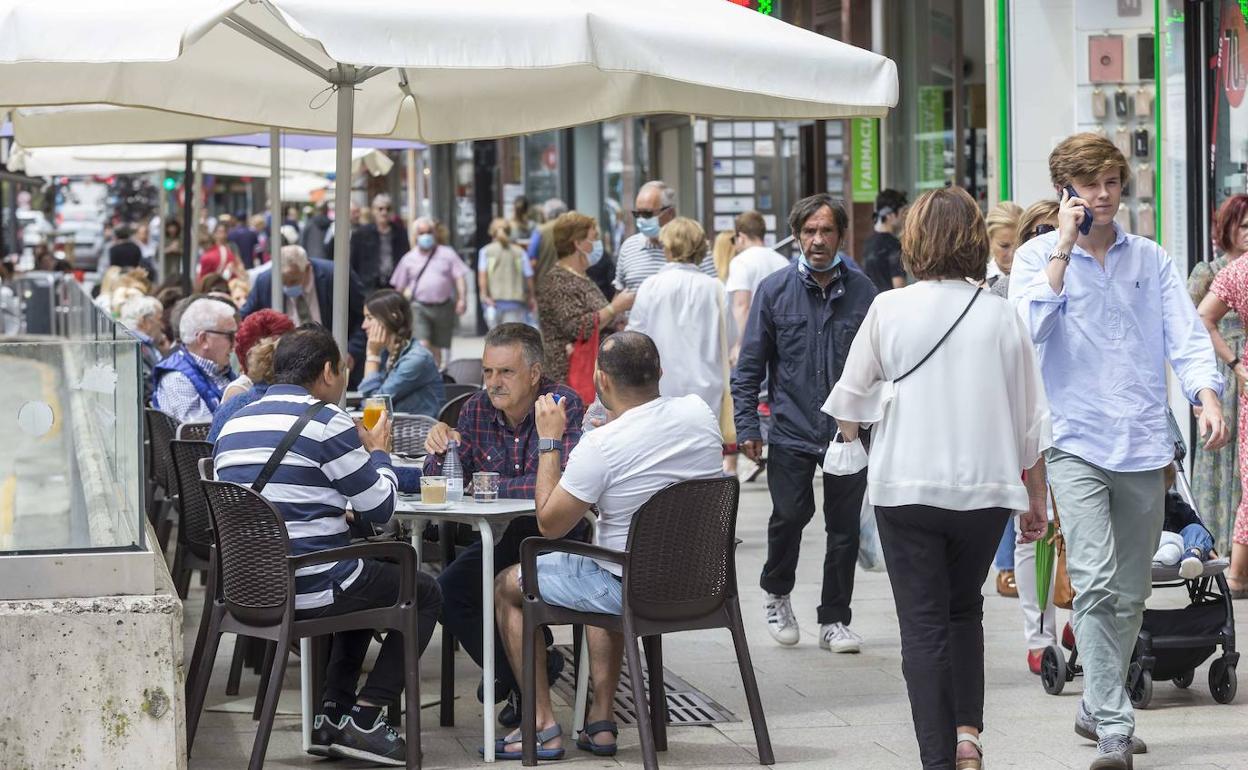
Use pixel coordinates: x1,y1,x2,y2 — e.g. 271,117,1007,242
214,384,398,610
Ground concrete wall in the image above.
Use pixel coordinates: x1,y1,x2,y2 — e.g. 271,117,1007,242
0,544,185,769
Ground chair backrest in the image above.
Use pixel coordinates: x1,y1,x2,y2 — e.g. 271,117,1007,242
624,476,740,622
437,390,476,427
200,479,294,627
445,358,484,386
392,413,438,456
443,382,482,402
177,421,211,441
170,440,215,556
198,456,215,481
145,408,179,491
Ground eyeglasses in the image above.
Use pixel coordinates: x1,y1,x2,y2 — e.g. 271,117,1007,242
1033,224,1056,237
630,206,671,220
204,330,237,343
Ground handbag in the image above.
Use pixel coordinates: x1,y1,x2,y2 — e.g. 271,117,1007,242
566,313,600,406
1050,491,1075,610
716,291,737,444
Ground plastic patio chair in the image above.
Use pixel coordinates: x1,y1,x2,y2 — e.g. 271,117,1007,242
177,421,212,441
168,439,214,598
393,413,439,458
436,390,477,428
444,357,483,386
186,478,426,770
144,408,180,551
443,382,482,404
517,477,774,770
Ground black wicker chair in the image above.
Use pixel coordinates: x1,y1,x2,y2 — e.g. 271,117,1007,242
177,421,212,441
437,391,476,427
393,413,439,458
168,440,214,598
144,408,179,551
444,357,483,386
518,477,773,769
186,478,425,769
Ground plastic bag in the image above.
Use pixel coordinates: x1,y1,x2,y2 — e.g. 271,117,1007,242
857,490,886,572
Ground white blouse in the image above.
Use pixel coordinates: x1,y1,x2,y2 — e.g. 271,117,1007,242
823,280,1051,512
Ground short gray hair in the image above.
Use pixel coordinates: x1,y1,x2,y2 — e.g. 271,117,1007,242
484,322,544,367
371,193,392,208
281,244,309,269
639,180,676,209
119,295,163,329
541,198,568,220
179,297,236,344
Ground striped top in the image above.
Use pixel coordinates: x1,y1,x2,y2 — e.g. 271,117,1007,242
612,232,717,292
213,384,398,610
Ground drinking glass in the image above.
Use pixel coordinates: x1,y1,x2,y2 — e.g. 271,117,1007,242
472,471,500,503
420,475,447,504
361,394,392,430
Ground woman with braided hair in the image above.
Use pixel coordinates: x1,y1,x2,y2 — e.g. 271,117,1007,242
359,288,445,417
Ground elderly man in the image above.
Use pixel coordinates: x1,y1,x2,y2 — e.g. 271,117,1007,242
529,198,569,279
491,331,723,759
120,294,170,403
423,323,583,726
351,193,411,289
242,244,366,386
152,297,237,422
390,217,469,368
732,193,877,654
613,181,717,293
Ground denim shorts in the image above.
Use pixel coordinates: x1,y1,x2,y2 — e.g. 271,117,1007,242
534,552,623,615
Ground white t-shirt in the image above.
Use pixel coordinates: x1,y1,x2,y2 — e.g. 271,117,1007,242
725,246,790,295
559,395,723,574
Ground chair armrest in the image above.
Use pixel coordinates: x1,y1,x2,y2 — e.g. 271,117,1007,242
290,541,419,603
519,537,626,598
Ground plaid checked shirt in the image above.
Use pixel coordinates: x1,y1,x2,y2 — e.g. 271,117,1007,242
423,379,584,498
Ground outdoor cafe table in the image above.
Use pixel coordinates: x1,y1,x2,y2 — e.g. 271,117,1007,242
298,495,594,762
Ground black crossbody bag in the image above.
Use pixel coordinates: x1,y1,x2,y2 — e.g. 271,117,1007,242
250,400,328,494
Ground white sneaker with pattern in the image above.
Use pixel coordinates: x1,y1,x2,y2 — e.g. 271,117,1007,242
763,593,799,646
819,622,862,653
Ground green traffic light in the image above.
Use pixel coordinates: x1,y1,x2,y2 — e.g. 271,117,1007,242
163,176,177,191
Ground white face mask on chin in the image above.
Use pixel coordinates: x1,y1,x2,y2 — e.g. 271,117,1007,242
822,431,868,475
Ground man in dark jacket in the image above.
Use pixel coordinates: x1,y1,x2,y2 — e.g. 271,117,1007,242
242,245,368,387
301,202,332,262
350,193,410,290
732,193,876,655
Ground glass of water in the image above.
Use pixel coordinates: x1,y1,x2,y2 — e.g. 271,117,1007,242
472,471,500,503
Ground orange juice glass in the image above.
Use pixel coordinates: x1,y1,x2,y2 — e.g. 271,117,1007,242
362,395,392,430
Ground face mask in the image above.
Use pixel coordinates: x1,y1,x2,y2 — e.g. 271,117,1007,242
822,431,868,475
798,242,840,273
417,233,436,250
283,284,304,298
586,239,604,267
636,217,661,239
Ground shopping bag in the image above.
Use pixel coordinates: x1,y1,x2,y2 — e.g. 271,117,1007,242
857,491,886,573
566,315,600,405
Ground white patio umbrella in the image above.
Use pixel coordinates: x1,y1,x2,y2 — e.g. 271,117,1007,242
10,142,390,178
0,0,897,359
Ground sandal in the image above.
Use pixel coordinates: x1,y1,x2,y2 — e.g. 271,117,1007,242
575,720,619,756
482,723,566,761
1228,578,1248,600
955,731,983,770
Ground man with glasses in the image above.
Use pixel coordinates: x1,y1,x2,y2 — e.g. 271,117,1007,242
732,193,876,654
351,193,411,290
152,296,237,422
613,180,718,294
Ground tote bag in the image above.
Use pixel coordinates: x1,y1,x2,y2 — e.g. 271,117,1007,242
567,314,600,405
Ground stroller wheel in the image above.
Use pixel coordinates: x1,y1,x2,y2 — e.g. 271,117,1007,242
1128,663,1153,709
1209,658,1237,704
1041,645,1067,695
1172,669,1194,689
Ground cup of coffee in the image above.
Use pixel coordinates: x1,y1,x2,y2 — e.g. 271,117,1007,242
420,475,448,504
473,471,500,503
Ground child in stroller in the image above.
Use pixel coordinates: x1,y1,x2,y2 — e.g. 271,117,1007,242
1153,466,1216,581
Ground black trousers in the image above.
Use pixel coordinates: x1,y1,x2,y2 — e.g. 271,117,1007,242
759,444,866,625
296,559,443,705
875,504,1010,770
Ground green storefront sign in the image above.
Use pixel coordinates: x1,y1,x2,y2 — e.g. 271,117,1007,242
851,118,879,203
917,85,947,190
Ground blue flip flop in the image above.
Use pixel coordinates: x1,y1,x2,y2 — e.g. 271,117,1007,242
481,723,566,761
575,720,619,757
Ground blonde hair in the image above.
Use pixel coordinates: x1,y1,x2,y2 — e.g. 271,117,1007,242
901,187,989,282
246,335,281,383
658,217,707,265
1016,201,1061,248
712,231,736,282
1049,132,1132,188
984,201,1024,240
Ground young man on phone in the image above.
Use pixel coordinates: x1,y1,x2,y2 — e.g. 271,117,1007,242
1009,133,1228,770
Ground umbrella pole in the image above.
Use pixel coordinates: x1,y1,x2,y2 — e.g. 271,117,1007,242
332,72,354,383
181,142,194,293
269,128,282,310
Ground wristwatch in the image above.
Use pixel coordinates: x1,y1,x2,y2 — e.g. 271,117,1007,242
1048,249,1071,263
1230,357,1241,370
538,438,562,454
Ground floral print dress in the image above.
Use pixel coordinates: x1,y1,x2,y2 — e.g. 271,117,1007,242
1203,256,1248,547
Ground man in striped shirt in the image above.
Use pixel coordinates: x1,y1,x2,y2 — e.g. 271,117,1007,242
612,180,718,293
215,324,441,766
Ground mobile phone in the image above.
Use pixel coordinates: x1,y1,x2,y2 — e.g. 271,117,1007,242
1063,185,1094,235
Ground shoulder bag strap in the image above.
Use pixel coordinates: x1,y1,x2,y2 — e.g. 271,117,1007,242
894,286,983,384
252,399,328,494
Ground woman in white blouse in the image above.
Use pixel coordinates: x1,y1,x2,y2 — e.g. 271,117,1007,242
824,187,1051,770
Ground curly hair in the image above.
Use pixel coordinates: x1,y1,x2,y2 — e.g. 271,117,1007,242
234,309,295,375
1214,194,1248,254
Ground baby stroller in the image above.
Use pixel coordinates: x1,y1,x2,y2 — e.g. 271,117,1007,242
1039,413,1239,708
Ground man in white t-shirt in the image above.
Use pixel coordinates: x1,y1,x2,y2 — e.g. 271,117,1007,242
491,331,722,759
725,210,790,361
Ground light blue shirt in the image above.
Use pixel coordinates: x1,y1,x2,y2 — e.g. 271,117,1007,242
1009,225,1222,473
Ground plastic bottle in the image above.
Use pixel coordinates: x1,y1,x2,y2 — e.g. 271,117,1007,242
583,398,610,433
443,439,464,502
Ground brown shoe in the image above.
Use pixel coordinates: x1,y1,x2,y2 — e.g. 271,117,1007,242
996,570,1018,597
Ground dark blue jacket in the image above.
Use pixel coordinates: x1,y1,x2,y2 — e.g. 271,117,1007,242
732,261,876,455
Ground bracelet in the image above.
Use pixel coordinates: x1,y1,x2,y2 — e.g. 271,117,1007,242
1230,358,1240,370
1047,249,1071,263
366,356,382,364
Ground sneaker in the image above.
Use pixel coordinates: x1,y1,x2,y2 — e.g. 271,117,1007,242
1089,734,1133,770
327,713,406,767
819,622,862,653
308,712,344,757
1178,551,1204,580
498,689,522,729
763,593,799,646
1075,701,1147,755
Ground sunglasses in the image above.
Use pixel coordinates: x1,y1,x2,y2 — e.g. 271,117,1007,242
630,206,671,220
204,329,237,343
1033,224,1056,237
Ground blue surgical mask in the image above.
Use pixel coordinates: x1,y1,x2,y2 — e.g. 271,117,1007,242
283,284,304,298
417,233,436,251
636,217,661,239
587,239,604,267
797,243,841,273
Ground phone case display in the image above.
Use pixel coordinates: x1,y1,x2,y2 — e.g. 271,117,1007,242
1075,10,1157,240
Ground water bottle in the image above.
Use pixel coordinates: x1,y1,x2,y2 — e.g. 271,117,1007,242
443,439,464,502
583,398,610,433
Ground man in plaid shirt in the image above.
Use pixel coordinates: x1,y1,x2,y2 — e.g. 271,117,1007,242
423,323,583,725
